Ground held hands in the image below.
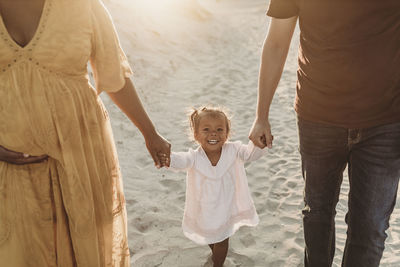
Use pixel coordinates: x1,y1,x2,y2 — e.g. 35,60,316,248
144,132,171,168
0,145,48,165
157,151,169,168
249,118,274,149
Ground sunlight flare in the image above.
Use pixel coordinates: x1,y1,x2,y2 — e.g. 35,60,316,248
128,0,211,22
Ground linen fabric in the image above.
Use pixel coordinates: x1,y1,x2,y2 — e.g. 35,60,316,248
0,0,132,266
169,141,265,245
267,0,400,128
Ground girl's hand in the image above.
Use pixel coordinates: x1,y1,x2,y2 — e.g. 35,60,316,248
144,133,171,168
157,151,169,168
249,118,273,149
0,145,48,165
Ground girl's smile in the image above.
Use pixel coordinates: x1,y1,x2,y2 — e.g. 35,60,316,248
194,113,228,160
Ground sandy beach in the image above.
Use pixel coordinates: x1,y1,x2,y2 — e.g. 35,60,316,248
101,0,400,266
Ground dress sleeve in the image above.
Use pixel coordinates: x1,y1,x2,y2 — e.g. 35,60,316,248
168,150,195,172
267,0,299,19
237,140,267,163
89,0,133,94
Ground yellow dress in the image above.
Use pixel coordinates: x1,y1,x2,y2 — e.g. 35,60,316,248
0,0,132,266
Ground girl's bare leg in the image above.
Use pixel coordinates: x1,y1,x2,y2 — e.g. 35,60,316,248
210,238,229,267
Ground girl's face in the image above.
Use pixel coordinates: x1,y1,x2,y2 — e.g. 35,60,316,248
194,113,228,154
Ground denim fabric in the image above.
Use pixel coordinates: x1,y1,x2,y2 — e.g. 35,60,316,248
298,118,400,267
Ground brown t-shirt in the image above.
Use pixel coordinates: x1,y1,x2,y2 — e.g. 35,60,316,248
267,0,400,128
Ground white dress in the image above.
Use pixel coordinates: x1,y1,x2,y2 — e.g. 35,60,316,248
169,140,266,245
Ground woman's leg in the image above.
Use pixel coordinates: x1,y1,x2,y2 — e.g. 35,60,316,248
210,238,229,267
0,160,75,266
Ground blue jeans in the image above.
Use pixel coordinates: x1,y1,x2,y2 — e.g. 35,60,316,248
298,118,400,267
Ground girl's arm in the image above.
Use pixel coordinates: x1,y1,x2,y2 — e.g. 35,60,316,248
107,78,170,168
237,140,267,163
167,150,195,172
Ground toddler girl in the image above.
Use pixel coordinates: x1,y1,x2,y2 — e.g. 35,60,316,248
159,106,267,267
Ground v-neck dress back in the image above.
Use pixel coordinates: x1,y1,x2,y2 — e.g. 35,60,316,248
0,0,131,266
169,141,265,245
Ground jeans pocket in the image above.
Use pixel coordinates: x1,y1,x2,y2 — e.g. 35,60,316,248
297,117,347,158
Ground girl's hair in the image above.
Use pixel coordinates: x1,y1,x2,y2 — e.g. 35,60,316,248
189,106,231,139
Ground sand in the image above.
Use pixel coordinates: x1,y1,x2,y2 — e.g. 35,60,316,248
100,0,400,266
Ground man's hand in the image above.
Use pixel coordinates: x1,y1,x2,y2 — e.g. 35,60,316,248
249,118,273,149
0,145,48,165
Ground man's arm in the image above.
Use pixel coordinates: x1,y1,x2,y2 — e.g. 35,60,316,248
249,16,298,148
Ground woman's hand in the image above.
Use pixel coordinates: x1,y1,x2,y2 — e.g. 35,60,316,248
249,118,273,149
0,145,48,165
144,133,171,168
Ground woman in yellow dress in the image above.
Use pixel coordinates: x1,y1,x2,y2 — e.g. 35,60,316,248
0,0,170,266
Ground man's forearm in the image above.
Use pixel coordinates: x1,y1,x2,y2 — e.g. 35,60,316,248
256,41,289,120
256,17,297,121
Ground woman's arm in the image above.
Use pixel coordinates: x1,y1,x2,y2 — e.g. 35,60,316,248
107,78,170,168
249,16,298,148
